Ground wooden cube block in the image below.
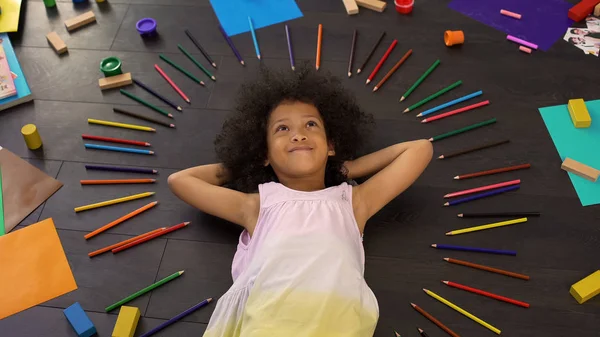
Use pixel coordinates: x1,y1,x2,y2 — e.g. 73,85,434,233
65,11,96,32
570,270,600,304
342,0,359,15
112,306,140,337
568,98,592,128
99,73,133,90
595,2,600,16
46,32,68,55
63,302,97,337
356,0,387,12
568,0,600,22
561,157,600,182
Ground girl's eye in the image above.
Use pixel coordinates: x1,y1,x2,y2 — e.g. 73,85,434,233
276,125,289,132
306,121,317,127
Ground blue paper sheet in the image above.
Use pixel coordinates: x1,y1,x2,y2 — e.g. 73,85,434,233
539,100,600,206
209,0,303,37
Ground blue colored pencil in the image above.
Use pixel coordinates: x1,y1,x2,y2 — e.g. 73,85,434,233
248,16,261,60
218,25,244,66
139,298,212,337
431,244,517,256
417,91,483,117
84,144,154,155
133,79,182,112
444,185,520,206
285,25,295,71
85,165,157,174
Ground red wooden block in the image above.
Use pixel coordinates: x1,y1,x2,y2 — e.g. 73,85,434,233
568,0,600,22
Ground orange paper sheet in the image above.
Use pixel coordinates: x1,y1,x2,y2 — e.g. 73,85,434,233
0,218,77,320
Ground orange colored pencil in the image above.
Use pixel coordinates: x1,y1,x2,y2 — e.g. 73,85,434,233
316,24,323,70
112,221,190,253
373,49,413,92
88,227,166,257
84,201,158,240
80,179,156,185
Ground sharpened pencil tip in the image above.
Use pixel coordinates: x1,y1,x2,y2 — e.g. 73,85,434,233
442,280,449,284
211,76,216,81
438,155,444,159
403,108,409,113
186,99,191,103
200,81,206,86
421,119,427,123
177,106,182,111
453,176,459,180
418,328,424,333
428,138,433,142
348,72,351,77
212,63,217,68
394,331,401,337
416,113,422,117
357,69,362,74
316,66,320,70
291,66,295,71
445,232,452,235
184,221,191,225
373,87,378,92
152,170,158,173
422,288,429,292
240,60,246,66
149,151,155,154
443,257,449,261
365,79,370,85
457,214,463,217
179,270,185,275
149,192,156,195
168,114,173,118
169,124,175,128
443,202,449,206
400,96,405,102
257,55,261,60
431,244,437,248
207,297,213,302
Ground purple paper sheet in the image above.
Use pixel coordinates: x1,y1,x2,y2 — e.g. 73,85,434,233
448,0,574,51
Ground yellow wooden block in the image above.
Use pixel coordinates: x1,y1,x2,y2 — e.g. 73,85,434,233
356,0,387,12
112,306,140,337
595,3,600,16
570,270,600,304
568,98,591,128
46,32,68,55
64,11,96,32
342,0,359,14
99,73,133,90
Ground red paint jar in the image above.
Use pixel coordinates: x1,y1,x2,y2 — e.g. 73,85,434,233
395,0,414,14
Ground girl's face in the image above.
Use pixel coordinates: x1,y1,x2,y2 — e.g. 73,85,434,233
571,37,586,45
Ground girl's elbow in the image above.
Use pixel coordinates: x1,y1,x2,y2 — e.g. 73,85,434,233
417,139,434,161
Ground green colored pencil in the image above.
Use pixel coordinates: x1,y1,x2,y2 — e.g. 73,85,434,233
159,54,205,86
429,118,497,142
177,44,216,81
105,270,184,312
403,80,462,113
400,59,441,102
120,89,173,118
0,167,5,236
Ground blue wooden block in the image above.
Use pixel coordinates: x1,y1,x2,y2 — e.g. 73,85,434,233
63,302,97,337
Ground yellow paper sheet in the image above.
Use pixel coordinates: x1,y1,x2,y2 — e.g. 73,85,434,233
0,218,78,320
0,0,23,33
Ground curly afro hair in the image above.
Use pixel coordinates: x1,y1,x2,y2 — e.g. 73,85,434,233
214,62,374,193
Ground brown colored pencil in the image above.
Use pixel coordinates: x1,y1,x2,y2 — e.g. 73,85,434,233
113,108,175,128
417,327,430,337
88,227,166,257
411,303,460,337
373,49,412,92
454,163,531,180
444,258,530,280
348,29,357,77
438,140,509,159
357,31,385,74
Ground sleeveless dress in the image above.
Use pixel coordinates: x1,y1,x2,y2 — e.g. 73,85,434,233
202,182,379,337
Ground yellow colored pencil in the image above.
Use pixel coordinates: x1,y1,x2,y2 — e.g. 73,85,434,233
88,118,156,132
74,192,155,213
446,217,527,236
423,288,501,334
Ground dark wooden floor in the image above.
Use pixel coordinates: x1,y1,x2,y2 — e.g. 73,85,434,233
1,0,599,336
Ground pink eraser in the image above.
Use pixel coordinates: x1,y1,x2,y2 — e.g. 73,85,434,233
519,46,532,54
500,9,522,19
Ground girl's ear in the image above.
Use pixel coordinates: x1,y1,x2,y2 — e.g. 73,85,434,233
264,159,270,167
327,142,336,156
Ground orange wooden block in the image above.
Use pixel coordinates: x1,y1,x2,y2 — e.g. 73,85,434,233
356,0,387,12
46,32,67,54
65,11,96,32
561,157,600,182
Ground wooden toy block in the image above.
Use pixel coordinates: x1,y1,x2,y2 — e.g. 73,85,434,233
595,2,600,16
65,11,96,32
112,306,140,337
568,98,592,128
99,73,133,90
356,0,387,12
570,270,600,304
46,32,67,55
561,157,600,182
342,0,359,15
63,302,97,337
568,0,600,22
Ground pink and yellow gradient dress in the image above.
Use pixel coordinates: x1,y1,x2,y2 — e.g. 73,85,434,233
203,182,379,337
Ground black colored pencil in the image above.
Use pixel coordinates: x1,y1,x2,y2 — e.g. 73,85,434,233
184,29,217,68
438,139,510,159
132,79,182,112
113,107,175,128
348,29,357,77
458,212,540,218
417,327,430,337
357,31,385,74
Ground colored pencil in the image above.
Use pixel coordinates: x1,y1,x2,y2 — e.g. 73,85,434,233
366,39,397,85
112,222,189,253
285,25,295,71
132,78,182,111
431,243,517,256
422,100,490,123
400,59,440,102
403,80,462,112
120,89,173,118
454,164,531,180
443,281,530,308
218,25,244,66
74,192,155,213
438,139,509,159
357,31,385,74
373,49,412,92
84,144,154,155
417,327,430,337
348,29,357,77
154,64,191,103
417,90,483,117
139,298,213,337
248,16,261,60
444,179,521,198
458,211,540,218
444,258,530,280
423,288,501,334
316,24,323,70
429,118,496,142
113,107,175,129
444,184,519,206
160,54,205,86
84,201,158,239
88,118,156,132
105,270,184,312
184,29,217,68
178,44,216,81
85,164,158,174
88,227,167,257
82,134,150,147
410,303,460,337
81,179,156,185
446,217,527,236
394,330,401,337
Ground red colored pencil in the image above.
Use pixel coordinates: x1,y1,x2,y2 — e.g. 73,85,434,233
82,134,150,147
88,227,167,257
444,179,521,198
443,281,530,308
154,64,191,103
366,39,397,85
112,221,189,253
422,100,490,123
454,164,531,180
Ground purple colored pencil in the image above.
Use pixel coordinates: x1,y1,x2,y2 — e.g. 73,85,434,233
285,25,295,71
84,165,158,174
431,244,517,256
139,298,212,337
218,25,244,66
444,184,520,206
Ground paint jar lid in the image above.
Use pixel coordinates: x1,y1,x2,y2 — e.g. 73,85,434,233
100,56,123,76
136,18,157,34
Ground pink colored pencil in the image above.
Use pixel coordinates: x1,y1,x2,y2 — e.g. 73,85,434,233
421,100,490,123
154,64,191,103
500,9,522,19
444,179,521,198
366,40,398,85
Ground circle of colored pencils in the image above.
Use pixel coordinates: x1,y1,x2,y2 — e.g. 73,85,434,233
373,49,412,92
429,118,497,142
438,139,509,159
85,164,158,174
348,29,357,77
112,221,190,253
423,288,501,335
316,24,323,70
403,80,462,113
400,59,440,102
445,217,527,236
159,54,205,86
88,118,156,132
357,31,385,74
443,184,520,206
410,303,460,337
178,44,216,81
444,258,530,280
366,40,397,85
458,211,540,218
84,144,154,155
138,298,213,337
105,270,185,312
120,89,174,117
82,134,150,147
444,179,521,198
74,192,155,213
422,100,490,123
85,201,158,240
184,29,217,68
417,90,483,117
113,108,176,129
417,327,430,337
154,64,191,103
454,163,531,180
218,25,244,66
80,179,156,185
248,16,261,60
132,78,182,111
285,25,295,71
88,227,167,257
442,281,530,308
431,243,517,256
